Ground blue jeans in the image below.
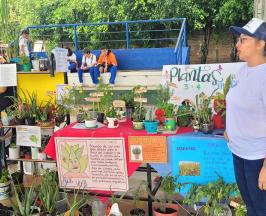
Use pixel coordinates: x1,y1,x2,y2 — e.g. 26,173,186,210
233,154,266,216
78,66,99,84
99,65,117,84
68,61,77,73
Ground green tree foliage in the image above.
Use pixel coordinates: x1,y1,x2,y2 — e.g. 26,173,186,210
1,0,253,59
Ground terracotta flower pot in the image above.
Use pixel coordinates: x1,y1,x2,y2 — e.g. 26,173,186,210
64,210,79,216
153,203,180,216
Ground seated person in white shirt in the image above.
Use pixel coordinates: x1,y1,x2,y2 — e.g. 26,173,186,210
78,48,98,85
67,47,77,73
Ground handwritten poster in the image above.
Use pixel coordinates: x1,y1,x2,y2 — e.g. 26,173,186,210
55,137,128,191
56,84,69,101
162,63,244,105
52,48,68,72
0,64,17,86
170,135,235,195
16,126,41,147
128,136,167,163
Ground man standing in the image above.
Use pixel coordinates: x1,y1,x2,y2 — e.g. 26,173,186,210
19,29,30,57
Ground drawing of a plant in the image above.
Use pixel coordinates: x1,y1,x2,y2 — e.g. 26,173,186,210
29,135,38,145
61,143,88,174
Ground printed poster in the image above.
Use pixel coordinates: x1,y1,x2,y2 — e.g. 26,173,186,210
162,62,244,105
170,135,235,195
52,48,68,72
0,64,17,86
16,126,41,147
128,136,167,163
55,137,128,191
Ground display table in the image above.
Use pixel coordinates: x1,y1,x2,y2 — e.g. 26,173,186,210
44,120,193,177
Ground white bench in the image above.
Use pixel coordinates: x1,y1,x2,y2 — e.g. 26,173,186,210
67,70,162,90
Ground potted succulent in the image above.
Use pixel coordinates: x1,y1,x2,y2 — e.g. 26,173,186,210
84,111,97,128
105,191,127,216
64,189,89,216
183,176,238,216
195,93,214,134
39,170,60,215
130,181,146,216
106,106,119,128
0,169,11,201
6,95,27,125
147,175,181,216
132,105,145,130
76,107,86,123
144,107,158,134
1,106,14,126
120,92,135,119
10,183,40,216
8,142,20,159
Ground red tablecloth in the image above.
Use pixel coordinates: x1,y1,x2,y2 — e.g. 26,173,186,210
44,120,193,201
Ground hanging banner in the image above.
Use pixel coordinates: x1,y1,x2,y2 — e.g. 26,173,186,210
128,136,167,163
162,63,244,105
0,64,17,86
55,137,128,191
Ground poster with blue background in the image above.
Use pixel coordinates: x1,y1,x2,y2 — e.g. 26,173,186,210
170,134,236,196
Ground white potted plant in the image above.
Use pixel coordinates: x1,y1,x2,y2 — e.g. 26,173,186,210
85,111,97,128
8,143,20,159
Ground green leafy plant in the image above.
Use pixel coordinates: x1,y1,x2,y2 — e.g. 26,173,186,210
156,84,172,109
163,103,175,118
18,56,30,65
176,100,194,126
10,183,38,216
65,189,90,216
0,168,10,183
120,92,135,107
39,170,59,214
96,77,114,115
106,106,118,118
183,176,238,215
147,175,182,213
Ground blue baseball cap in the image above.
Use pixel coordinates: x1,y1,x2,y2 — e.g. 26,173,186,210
229,18,266,41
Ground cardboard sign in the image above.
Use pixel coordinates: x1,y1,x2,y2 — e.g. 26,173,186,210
52,48,68,72
128,136,167,163
55,137,128,191
90,92,104,97
85,97,101,102
113,100,125,108
162,63,244,105
170,135,235,195
0,64,17,86
16,126,41,147
134,98,147,103
134,86,147,94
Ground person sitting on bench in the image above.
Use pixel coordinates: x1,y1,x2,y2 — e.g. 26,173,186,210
97,48,118,86
67,47,77,73
78,48,98,86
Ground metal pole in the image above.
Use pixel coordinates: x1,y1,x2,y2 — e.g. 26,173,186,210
74,24,78,51
147,163,153,216
125,23,130,49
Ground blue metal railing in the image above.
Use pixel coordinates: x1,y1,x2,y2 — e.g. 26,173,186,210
27,18,188,64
